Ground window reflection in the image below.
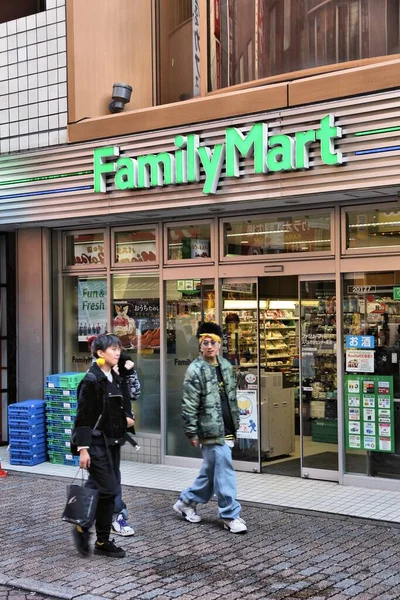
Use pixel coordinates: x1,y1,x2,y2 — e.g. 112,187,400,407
114,229,157,264
209,0,400,90
347,208,400,250
65,232,105,267
223,214,331,257
167,223,212,261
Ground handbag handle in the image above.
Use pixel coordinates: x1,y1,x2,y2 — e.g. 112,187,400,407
70,467,88,486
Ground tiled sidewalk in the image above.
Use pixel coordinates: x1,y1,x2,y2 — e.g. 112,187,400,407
3,456,400,523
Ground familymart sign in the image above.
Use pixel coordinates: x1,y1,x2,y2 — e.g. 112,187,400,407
94,114,343,195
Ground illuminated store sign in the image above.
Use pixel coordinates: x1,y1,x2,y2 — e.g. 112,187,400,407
93,114,343,195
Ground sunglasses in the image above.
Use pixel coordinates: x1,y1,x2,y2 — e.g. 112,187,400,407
201,340,218,347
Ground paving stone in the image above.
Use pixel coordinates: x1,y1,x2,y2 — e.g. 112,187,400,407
2,473,400,600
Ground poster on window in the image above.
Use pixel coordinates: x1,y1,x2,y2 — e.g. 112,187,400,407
236,390,258,439
191,239,210,258
236,370,258,439
345,349,375,373
77,279,108,341
112,299,160,350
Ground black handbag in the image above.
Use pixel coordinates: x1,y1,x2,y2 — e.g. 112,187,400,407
61,469,99,528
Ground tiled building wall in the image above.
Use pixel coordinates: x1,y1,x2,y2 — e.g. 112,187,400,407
121,435,161,464
0,0,67,155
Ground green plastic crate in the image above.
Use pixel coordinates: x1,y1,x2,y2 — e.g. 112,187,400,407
311,419,338,444
46,424,73,435
46,372,85,389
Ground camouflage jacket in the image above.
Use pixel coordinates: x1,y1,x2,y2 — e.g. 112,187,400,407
182,355,239,445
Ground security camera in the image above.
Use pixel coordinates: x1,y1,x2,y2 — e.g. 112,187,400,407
109,83,133,114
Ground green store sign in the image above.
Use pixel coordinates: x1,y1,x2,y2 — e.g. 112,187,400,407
93,114,343,196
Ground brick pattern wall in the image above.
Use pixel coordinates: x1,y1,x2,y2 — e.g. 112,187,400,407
0,0,67,154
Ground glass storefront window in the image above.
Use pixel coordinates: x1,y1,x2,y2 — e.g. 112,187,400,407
343,271,400,479
166,222,212,262
63,276,107,373
112,274,160,434
209,0,400,91
223,213,331,258
346,207,400,251
113,227,157,265
166,280,215,457
64,232,105,267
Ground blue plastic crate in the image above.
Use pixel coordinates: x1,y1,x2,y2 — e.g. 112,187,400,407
8,432,46,446
8,414,46,426
9,442,47,456
8,429,46,442
10,453,48,466
8,421,46,435
8,400,46,416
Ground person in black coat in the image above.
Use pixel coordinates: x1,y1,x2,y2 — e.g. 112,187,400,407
72,334,134,558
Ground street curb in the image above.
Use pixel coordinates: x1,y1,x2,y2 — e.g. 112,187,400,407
0,575,107,600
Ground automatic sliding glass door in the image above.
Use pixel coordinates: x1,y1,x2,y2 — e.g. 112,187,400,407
300,277,339,481
221,279,260,471
165,279,215,458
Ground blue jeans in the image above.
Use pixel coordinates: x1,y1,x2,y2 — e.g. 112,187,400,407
113,468,128,520
180,443,241,520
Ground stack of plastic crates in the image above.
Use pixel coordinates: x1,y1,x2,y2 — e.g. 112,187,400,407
45,372,85,467
8,399,47,465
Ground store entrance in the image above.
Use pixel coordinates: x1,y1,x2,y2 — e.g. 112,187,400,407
221,275,339,480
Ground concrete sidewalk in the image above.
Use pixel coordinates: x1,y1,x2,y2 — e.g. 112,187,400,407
2,471,400,600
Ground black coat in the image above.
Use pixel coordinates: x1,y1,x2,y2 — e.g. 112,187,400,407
72,363,132,448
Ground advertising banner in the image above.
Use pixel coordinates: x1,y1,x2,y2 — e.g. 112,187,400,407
112,299,160,350
77,279,107,342
236,370,258,440
344,375,394,453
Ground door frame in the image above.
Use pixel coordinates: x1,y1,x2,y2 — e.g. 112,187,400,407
298,273,340,482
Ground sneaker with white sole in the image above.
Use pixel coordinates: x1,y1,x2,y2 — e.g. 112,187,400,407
111,513,135,536
173,499,201,523
222,517,247,533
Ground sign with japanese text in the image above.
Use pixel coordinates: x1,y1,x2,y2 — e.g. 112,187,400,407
345,335,375,349
345,349,374,373
345,375,394,453
112,299,160,350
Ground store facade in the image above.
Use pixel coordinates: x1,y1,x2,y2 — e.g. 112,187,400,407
2,88,400,489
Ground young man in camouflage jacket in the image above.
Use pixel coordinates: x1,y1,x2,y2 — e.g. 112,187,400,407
173,322,247,534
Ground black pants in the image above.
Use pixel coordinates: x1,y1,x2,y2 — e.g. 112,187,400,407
86,443,120,543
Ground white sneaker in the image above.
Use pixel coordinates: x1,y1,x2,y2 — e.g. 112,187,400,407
111,513,135,536
173,499,201,523
222,517,247,534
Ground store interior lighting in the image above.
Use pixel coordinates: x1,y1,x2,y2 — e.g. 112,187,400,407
224,300,267,309
269,300,297,309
